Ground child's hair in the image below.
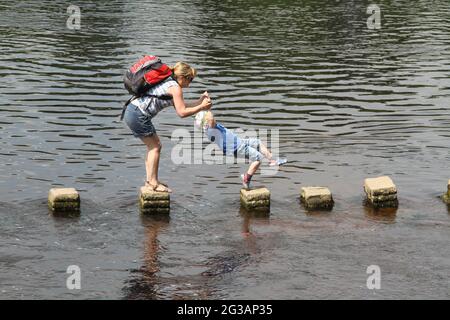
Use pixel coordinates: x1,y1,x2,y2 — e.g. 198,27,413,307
170,62,197,80
194,111,207,130
194,111,214,130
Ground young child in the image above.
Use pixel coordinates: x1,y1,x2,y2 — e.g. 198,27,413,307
195,111,286,189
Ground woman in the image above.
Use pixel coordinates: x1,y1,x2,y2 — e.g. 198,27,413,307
123,62,212,192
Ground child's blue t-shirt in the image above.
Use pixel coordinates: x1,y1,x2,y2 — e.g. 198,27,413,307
206,123,241,154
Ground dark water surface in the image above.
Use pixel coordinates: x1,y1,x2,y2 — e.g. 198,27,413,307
0,0,449,299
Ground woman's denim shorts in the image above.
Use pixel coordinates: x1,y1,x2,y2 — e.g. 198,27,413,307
123,104,156,138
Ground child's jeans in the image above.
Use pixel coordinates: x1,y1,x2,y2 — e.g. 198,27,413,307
235,138,264,162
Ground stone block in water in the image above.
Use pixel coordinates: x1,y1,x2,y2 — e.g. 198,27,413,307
48,188,80,213
364,176,398,208
300,187,334,210
443,179,450,204
240,188,270,210
139,186,170,214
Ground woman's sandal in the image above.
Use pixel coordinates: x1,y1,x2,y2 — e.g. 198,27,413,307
157,181,169,188
145,181,172,193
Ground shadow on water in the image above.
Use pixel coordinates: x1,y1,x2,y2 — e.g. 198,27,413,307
198,208,270,289
201,252,251,278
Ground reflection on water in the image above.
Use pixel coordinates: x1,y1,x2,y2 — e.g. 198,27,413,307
0,0,449,299
123,215,170,300
363,205,397,223
240,207,270,237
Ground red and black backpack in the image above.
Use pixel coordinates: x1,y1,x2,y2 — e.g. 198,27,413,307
121,55,173,119
123,55,173,96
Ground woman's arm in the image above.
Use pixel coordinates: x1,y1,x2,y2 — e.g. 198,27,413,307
184,99,201,108
169,86,211,118
184,91,209,108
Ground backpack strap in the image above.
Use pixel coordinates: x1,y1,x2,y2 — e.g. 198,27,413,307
120,95,137,121
120,94,173,121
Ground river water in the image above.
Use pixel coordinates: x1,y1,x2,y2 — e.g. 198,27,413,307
0,0,449,299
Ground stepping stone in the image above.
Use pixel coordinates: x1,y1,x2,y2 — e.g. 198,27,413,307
139,186,170,214
443,179,450,204
364,176,398,208
48,188,80,213
240,188,270,211
300,187,334,210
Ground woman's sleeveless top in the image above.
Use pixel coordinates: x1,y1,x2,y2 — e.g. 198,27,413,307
131,78,179,117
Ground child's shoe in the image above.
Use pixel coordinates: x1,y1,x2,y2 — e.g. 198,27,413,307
269,157,287,166
241,173,251,189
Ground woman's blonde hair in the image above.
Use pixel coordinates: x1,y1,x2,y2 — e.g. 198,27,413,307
171,62,197,80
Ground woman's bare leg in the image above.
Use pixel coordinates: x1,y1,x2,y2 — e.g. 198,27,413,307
140,134,171,192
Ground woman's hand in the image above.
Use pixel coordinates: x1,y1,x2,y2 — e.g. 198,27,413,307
201,91,210,100
200,96,212,111
199,91,210,104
